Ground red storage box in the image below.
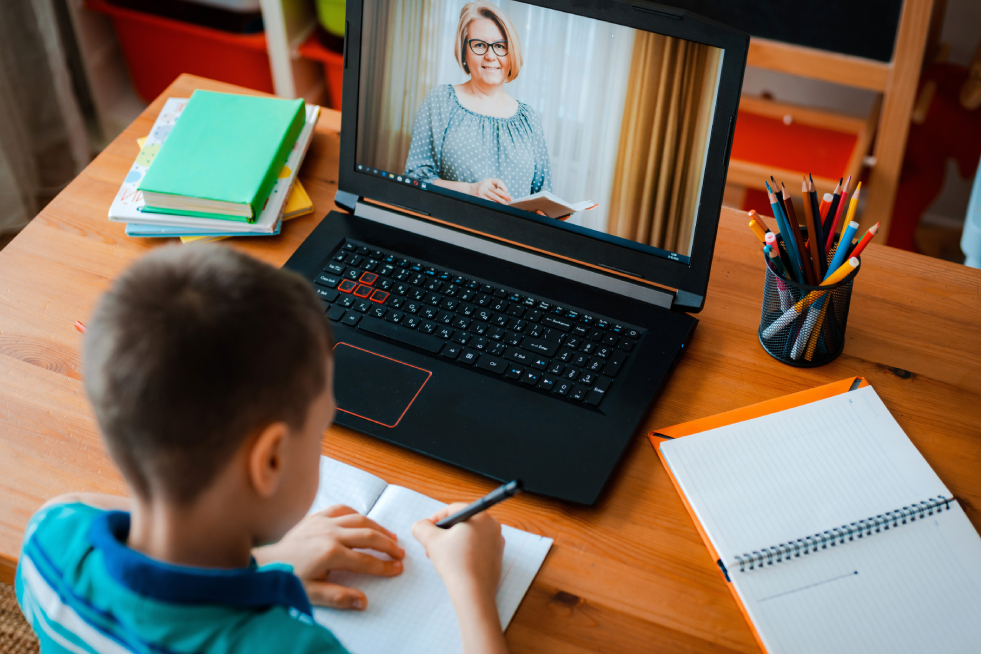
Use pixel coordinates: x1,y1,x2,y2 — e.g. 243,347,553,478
87,0,274,102
299,34,343,110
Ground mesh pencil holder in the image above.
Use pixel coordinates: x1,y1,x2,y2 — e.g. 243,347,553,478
758,234,859,367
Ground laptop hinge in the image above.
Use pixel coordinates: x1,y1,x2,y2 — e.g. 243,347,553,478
354,200,677,311
334,189,359,213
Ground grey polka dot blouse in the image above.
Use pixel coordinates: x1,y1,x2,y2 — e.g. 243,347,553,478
403,84,552,197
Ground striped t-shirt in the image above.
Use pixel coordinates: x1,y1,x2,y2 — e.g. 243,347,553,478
16,502,349,653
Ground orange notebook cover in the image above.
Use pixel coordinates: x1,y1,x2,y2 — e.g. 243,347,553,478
648,376,869,654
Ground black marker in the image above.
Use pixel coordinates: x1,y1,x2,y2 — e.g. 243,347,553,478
436,480,523,529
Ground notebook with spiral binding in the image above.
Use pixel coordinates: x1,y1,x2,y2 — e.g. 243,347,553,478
650,381,981,654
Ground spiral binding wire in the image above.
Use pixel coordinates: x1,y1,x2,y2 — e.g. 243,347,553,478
733,496,952,573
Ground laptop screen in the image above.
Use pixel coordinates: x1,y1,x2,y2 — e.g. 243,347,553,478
354,0,724,267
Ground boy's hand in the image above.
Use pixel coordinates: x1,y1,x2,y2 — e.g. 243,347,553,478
411,503,505,602
254,505,404,611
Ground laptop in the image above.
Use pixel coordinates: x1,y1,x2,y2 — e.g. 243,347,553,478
285,0,748,504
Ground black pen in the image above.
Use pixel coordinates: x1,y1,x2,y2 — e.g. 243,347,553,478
436,480,523,529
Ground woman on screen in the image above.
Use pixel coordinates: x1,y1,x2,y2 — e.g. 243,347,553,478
403,1,552,205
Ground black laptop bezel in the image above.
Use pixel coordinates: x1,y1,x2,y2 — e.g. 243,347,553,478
337,0,748,311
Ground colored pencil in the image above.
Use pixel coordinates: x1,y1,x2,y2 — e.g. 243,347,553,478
848,221,879,259
818,193,832,221
767,182,805,283
800,178,823,282
752,210,771,234
748,211,768,243
766,223,794,273
822,178,843,235
777,182,814,285
826,220,860,280
74,321,86,334
825,175,852,253
807,175,827,272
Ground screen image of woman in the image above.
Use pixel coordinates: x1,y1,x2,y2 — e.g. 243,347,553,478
403,2,551,205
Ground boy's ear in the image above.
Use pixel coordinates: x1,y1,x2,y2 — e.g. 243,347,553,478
248,422,290,499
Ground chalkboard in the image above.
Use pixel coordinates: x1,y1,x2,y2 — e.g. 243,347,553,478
654,0,903,63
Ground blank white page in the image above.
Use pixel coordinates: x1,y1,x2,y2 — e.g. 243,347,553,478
660,386,951,565
731,502,981,654
314,485,552,654
307,456,389,517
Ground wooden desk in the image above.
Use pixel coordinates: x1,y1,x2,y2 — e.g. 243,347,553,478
1,75,979,653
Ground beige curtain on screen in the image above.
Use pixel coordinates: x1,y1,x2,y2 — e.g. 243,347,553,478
606,35,720,256
357,0,443,173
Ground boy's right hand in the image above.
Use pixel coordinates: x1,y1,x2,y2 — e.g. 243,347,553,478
411,503,505,602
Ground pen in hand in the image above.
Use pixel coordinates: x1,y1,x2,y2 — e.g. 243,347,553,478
436,480,523,529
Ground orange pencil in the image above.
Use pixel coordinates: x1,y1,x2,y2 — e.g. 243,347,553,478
74,321,86,333
849,222,879,259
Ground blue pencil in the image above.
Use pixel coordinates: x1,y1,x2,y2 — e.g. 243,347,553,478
767,182,805,283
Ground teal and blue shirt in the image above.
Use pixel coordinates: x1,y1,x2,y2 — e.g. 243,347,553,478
404,84,553,197
15,503,349,654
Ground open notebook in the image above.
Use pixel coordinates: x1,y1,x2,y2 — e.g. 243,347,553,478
308,457,552,653
656,385,981,654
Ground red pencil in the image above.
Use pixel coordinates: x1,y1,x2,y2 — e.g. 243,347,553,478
848,222,880,259
826,175,852,252
74,321,86,333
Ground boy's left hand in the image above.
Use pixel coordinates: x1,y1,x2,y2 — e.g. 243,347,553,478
253,505,405,610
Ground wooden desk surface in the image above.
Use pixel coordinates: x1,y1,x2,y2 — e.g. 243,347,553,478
2,75,980,653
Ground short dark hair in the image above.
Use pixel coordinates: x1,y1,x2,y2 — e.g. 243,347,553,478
83,245,333,504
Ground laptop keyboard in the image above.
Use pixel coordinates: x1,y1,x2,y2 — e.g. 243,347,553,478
312,240,644,408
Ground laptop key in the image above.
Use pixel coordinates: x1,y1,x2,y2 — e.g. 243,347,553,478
547,362,565,376
571,384,589,401
504,348,533,365
563,367,580,381
488,342,507,356
537,376,556,391
505,365,524,379
553,380,572,396
341,313,361,327
618,338,635,352
403,315,421,329
419,320,437,334
459,349,479,365
441,343,461,359
604,351,627,376
584,375,613,406
451,332,471,345
436,326,454,340
436,310,455,324
521,338,558,356
542,315,573,332
385,310,404,324
314,287,339,303
476,355,506,374
327,306,346,321
586,358,604,372
521,370,541,385
326,262,345,275
316,273,340,288
369,305,387,319
470,336,488,350
354,299,372,313
579,371,596,386
358,316,443,353
504,332,522,346
531,356,549,370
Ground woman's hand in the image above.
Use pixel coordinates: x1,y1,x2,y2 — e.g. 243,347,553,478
470,178,512,204
253,504,405,610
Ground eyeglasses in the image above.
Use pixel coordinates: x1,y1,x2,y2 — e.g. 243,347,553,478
467,39,508,57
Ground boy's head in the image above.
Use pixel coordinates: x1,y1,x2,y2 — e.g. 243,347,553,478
83,245,334,538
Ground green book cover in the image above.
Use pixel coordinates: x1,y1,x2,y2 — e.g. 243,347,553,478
138,90,305,223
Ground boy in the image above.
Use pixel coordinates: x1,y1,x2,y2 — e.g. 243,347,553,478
16,245,510,654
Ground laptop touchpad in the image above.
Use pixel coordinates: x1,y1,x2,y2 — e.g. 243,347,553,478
333,343,432,428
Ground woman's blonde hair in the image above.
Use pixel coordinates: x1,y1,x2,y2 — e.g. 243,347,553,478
454,2,523,82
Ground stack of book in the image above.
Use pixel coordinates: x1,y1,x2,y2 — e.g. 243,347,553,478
109,90,320,243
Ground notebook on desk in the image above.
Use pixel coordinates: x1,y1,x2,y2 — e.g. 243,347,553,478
650,383,981,654
308,456,552,654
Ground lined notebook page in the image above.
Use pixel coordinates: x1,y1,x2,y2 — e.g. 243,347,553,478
308,456,389,516
310,473,552,653
661,386,951,563
732,502,981,654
